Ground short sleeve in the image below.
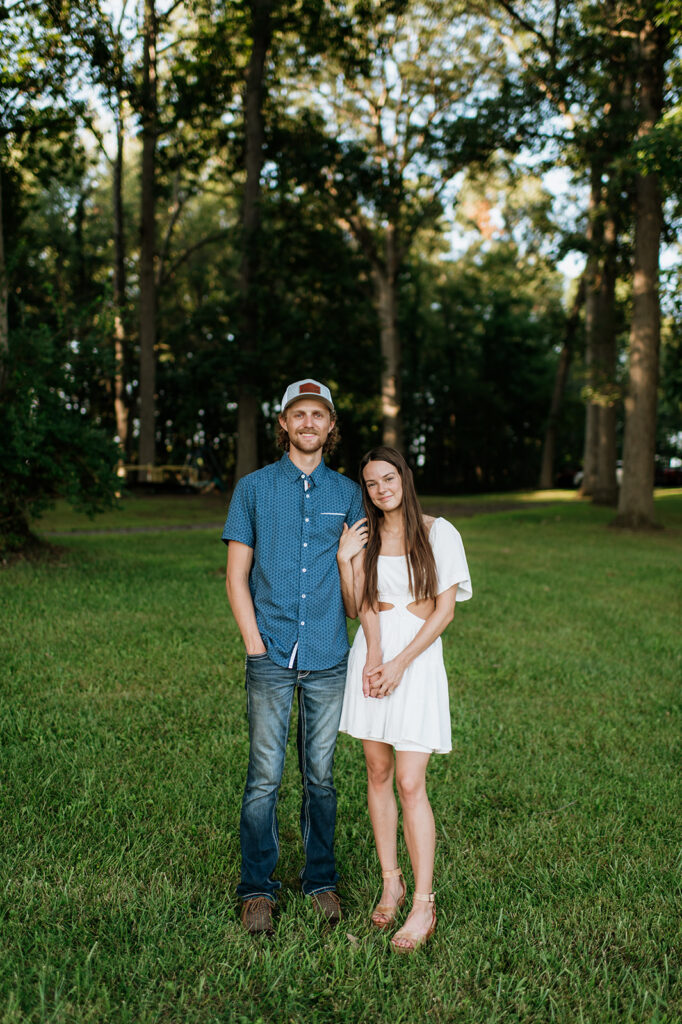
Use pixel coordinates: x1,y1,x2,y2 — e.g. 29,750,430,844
430,519,472,602
221,476,256,548
347,482,365,527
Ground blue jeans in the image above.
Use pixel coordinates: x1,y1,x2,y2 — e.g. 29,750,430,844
237,652,348,901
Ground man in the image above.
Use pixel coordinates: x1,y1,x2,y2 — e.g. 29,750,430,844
223,378,366,935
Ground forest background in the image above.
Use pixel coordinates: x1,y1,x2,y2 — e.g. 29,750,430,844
2,0,682,553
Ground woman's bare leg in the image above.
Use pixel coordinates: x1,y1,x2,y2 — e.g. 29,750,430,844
393,751,435,945
363,740,404,911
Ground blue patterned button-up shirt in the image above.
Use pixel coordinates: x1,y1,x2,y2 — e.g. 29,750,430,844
222,454,364,671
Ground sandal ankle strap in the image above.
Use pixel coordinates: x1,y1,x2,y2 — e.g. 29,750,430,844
413,892,435,903
381,867,403,879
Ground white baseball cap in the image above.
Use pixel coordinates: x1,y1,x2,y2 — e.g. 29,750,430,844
280,379,335,414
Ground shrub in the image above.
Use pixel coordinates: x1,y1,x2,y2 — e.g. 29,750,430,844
0,326,119,553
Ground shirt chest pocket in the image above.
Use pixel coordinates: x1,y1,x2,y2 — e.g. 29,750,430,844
313,511,346,545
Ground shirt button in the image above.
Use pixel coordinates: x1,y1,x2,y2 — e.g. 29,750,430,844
303,542,308,547
306,493,310,498
302,568,307,573
300,621,305,626
305,518,309,523
302,594,306,599
301,474,305,479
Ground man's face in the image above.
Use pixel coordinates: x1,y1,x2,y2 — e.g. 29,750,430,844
279,399,334,454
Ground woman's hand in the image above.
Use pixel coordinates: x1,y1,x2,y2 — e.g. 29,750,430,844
367,657,405,699
362,648,382,697
337,518,368,565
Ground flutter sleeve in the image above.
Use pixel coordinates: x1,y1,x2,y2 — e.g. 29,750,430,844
430,518,473,602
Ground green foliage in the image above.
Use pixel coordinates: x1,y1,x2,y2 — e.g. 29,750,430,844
402,242,568,491
0,498,680,1020
0,327,119,553
1,0,681,512
634,105,682,212
151,176,382,476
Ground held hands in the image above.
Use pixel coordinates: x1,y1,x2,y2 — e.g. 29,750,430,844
337,518,368,564
364,657,405,699
362,655,376,697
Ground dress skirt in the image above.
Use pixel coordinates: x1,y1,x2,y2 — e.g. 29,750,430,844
339,606,452,754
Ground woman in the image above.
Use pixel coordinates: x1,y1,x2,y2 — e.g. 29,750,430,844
337,447,472,952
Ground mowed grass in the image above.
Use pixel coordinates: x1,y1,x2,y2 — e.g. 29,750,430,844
33,485,585,535
2,494,681,1023
35,490,231,533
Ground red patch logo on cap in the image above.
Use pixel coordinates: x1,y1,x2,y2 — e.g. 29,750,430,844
299,382,321,394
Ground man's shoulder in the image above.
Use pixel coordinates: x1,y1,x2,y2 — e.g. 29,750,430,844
235,461,281,490
324,467,361,495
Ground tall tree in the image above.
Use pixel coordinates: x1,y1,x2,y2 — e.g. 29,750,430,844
579,163,603,498
0,163,7,389
538,274,585,489
592,196,620,505
138,0,159,476
112,36,130,458
234,0,273,482
615,11,669,528
492,1,634,506
81,2,136,456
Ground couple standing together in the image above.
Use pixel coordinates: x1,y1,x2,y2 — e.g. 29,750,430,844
223,378,472,953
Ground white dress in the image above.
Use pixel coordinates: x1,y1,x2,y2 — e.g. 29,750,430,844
339,518,472,754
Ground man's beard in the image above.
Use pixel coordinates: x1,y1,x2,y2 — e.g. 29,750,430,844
289,429,327,454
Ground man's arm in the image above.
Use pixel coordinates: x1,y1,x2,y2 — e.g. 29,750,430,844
225,541,267,655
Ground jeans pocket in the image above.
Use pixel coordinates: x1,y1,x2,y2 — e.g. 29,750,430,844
245,651,271,684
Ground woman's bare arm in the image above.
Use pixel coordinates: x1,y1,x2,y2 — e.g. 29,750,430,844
352,551,383,697
337,518,368,618
367,585,458,698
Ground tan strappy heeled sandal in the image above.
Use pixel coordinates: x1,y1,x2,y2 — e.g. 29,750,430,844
390,892,436,953
370,867,406,929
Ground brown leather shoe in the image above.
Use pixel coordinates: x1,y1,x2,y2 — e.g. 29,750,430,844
240,896,275,935
310,890,342,926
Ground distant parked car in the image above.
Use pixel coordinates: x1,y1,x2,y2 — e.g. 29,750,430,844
655,456,682,487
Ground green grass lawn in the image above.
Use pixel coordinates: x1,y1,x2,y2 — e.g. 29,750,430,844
33,490,232,533
3,494,681,1023
32,486,595,534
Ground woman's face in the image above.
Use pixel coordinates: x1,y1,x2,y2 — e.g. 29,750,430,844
362,460,404,512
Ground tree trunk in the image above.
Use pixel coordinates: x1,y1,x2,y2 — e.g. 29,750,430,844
592,208,619,505
614,17,667,529
113,98,129,457
138,0,158,479
234,0,272,484
374,225,402,452
0,165,8,394
538,274,585,489
579,165,603,497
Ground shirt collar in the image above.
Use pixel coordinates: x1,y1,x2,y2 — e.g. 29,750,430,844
279,453,329,487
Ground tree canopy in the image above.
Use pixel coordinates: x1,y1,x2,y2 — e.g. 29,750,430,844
1,0,681,549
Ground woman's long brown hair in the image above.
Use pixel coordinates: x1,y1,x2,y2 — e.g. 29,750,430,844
359,446,438,611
